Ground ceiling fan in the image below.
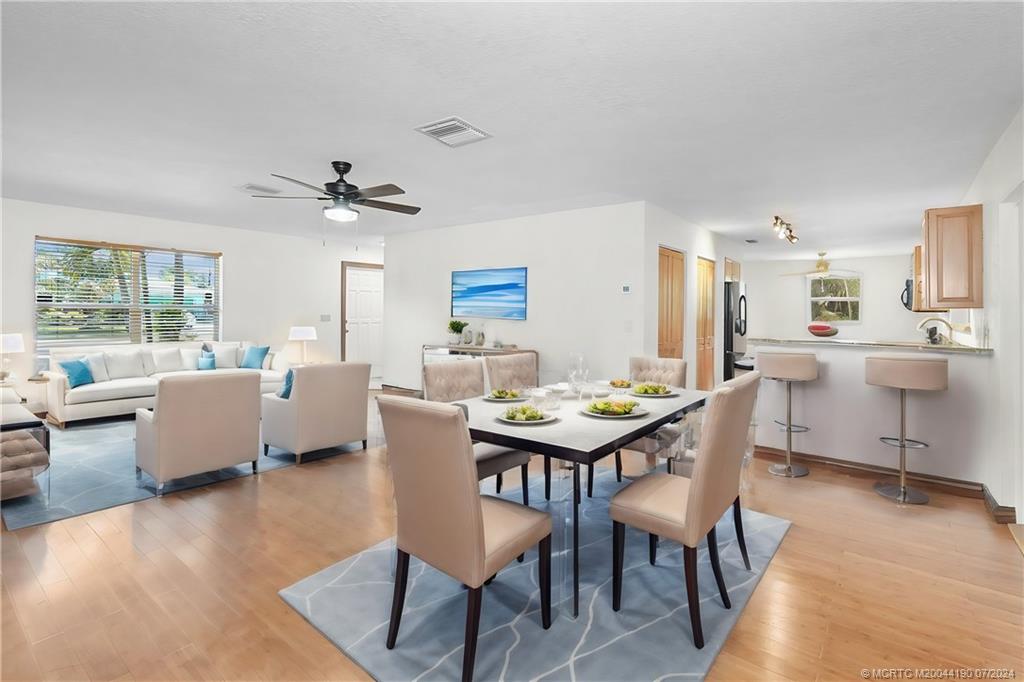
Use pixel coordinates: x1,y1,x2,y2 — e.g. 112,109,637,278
252,161,421,222
782,252,831,277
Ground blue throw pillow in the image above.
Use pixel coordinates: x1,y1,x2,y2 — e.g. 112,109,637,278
240,345,270,370
59,359,94,388
277,369,294,399
197,356,216,370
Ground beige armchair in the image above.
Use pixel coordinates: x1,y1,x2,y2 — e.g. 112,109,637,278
261,362,371,463
377,396,551,682
609,371,760,649
423,360,535,505
135,372,261,494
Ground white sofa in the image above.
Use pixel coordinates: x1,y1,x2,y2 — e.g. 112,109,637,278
43,341,288,426
261,362,371,463
136,372,262,493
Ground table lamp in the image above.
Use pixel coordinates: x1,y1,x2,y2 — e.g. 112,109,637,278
288,326,317,364
1,333,25,383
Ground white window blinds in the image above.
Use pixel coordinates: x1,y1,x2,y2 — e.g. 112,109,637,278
34,237,222,349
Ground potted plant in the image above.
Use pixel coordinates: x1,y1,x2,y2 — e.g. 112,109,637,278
448,320,468,345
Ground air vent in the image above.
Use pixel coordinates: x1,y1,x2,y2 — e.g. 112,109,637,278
416,117,490,148
240,183,281,195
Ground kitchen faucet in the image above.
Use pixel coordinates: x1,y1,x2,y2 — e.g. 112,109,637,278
917,316,953,344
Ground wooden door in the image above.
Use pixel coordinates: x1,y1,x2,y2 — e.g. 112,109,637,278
923,204,983,309
658,247,685,358
696,257,716,390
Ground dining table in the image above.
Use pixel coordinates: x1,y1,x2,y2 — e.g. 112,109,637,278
459,387,709,617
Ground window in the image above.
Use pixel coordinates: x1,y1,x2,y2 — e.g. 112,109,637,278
808,274,861,323
34,237,221,351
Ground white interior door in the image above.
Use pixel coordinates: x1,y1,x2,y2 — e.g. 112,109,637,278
345,266,384,379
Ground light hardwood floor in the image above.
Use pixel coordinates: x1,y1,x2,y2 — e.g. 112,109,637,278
2,438,1021,681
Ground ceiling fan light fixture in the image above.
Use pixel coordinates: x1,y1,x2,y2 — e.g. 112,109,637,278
323,200,359,223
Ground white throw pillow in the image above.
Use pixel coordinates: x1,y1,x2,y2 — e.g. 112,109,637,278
153,348,184,373
262,350,275,370
180,348,201,370
211,342,240,369
84,352,110,382
104,350,146,379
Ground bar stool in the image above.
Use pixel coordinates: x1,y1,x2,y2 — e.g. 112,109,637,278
865,354,948,504
757,352,818,478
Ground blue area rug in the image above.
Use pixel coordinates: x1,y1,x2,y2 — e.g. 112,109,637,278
280,469,790,681
1,418,364,530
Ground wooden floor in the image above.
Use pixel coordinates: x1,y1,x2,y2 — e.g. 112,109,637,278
2,439,1021,680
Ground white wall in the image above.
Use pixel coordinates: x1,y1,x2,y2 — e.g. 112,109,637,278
948,108,1023,518
743,255,930,342
383,202,647,390
1,198,382,387
642,202,745,388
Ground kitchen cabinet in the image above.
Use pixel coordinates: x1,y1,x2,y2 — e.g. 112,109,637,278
724,258,741,283
912,245,947,312
922,204,983,309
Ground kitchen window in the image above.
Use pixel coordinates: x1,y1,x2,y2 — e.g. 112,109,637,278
34,236,222,351
808,275,861,323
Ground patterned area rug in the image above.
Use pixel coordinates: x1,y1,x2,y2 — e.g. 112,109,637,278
280,469,789,681
1,418,364,530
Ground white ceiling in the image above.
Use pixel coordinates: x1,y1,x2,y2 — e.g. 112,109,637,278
3,2,1021,256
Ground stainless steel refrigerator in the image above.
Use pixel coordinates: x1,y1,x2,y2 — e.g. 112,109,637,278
723,281,747,381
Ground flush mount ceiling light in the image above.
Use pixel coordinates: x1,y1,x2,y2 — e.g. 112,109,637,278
772,215,799,244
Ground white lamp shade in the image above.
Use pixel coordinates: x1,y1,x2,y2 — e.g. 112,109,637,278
1,334,25,354
288,326,318,342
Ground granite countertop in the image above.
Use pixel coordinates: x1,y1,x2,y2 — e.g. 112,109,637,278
747,337,993,354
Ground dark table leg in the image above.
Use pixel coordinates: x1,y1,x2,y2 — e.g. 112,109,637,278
573,463,580,617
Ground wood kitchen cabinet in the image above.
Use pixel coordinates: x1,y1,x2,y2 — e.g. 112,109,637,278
922,204,983,309
912,245,947,312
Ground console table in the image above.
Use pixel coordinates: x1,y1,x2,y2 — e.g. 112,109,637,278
422,344,539,365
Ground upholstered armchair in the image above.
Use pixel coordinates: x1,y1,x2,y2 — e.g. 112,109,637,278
610,371,761,648
135,372,261,494
377,396,551,682
261,362,371,463
423,360,538,505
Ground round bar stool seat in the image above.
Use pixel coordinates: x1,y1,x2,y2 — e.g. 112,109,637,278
757,352,818,478
865,354,948,504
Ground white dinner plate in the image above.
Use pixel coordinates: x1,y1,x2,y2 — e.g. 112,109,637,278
629,390,678,399
496,414,558,426
579,407,650,419
483,396,527,403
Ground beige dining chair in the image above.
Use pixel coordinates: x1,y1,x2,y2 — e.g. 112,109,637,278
377,396,552,682
609,371,760,649
423,361,534,505
482,353,553,500
592,357,688,495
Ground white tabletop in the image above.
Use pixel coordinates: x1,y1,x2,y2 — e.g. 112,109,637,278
461,388,709,463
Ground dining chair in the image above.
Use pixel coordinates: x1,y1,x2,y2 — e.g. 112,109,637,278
609,371,760,648
590,357,688,496
482,353,553,500
377,396,552,682
423,361,534,505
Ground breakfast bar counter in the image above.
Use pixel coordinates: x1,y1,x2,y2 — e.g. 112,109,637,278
748,337,993,354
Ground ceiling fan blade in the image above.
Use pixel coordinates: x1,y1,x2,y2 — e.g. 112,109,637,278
353,199,421,215
251,195,331,200
270,173,339,197
345,183,405,200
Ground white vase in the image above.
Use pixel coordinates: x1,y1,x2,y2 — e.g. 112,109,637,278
462,328,474,345
448,333,461,345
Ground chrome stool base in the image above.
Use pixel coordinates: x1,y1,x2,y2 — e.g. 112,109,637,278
880,436,927,449
769,462,809,478
874,481,929,505
774,419,809,434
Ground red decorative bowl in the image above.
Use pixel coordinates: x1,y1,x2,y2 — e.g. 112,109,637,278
807,324,838,337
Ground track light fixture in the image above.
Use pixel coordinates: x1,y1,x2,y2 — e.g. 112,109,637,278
772,215,798,244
